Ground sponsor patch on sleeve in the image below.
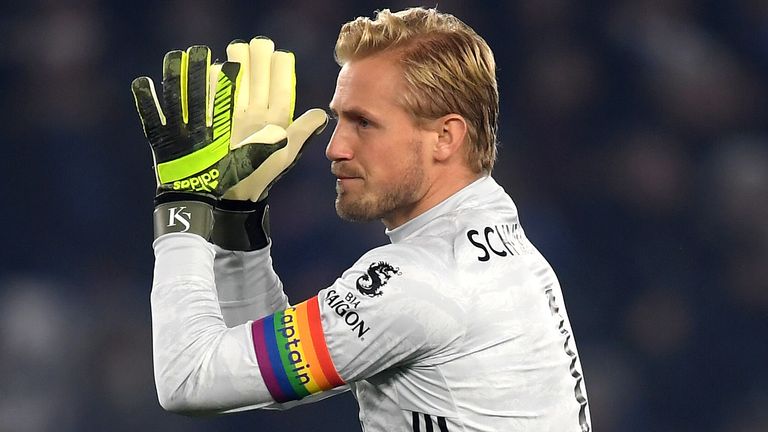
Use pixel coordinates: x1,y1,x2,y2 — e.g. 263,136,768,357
251,296,345,402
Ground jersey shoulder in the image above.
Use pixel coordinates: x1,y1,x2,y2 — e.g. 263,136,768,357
319,243,467,381
343,242,451,295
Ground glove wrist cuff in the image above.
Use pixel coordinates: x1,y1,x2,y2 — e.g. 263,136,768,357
211,199,271,251
153,200,215,240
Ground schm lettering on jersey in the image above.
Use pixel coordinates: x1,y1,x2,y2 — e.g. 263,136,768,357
467,223,534,262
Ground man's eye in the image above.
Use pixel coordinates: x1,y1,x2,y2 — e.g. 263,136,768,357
358,117,370,128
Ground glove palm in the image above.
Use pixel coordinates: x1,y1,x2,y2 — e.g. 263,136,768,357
217,37,327,202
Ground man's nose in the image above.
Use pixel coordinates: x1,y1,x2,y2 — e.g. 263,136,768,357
326,124,353,161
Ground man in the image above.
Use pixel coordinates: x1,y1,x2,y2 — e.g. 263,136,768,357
133,7,591,432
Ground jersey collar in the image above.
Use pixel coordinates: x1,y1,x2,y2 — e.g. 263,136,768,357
385,176,500,244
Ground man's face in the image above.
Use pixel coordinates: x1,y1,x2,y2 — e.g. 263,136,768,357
327,54,433,228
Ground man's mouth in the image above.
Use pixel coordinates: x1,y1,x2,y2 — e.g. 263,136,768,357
331,164,362,180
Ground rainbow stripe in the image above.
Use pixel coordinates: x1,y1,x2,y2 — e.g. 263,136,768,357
251,296,345,402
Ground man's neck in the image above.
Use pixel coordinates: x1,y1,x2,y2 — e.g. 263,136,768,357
382,171,483,229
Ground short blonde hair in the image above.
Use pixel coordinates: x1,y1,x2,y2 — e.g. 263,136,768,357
335,8,499,174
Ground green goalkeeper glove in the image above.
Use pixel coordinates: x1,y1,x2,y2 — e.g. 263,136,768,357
209,37,328,251
131,44,307,240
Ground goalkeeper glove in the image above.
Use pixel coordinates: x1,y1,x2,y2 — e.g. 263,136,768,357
209,37,328,251
131,45,304,240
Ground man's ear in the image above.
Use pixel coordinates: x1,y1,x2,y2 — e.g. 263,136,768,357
432,114,468,162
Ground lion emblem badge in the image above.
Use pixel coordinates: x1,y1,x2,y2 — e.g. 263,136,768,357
356,261,401,298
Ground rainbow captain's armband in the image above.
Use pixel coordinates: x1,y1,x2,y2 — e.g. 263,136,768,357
251,296,345,402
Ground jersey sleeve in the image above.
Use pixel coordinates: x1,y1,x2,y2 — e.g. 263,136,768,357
249,245,466,402
152,235,463,412
152,233,346,413
213,244,289,327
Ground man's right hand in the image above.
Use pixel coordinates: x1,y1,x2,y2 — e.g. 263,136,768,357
210,37,328,251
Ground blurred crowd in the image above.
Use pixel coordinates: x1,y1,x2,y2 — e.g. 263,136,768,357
1,0,766,431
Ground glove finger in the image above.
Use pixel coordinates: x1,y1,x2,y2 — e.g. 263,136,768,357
248,37,274,111
286,108,329,154
156,61,240,185
266,50,295,127
207,62,223,127
226,40,250,111
162,50,185,132
267,108,328,189
211,61,241,146
186,45,211,145
131,76,166,143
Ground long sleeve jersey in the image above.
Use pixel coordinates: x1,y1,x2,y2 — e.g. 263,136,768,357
151,176,592,431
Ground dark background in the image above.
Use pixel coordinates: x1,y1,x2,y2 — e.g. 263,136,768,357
1,0,767,430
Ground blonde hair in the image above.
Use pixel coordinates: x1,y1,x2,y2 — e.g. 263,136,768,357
335,8,499,174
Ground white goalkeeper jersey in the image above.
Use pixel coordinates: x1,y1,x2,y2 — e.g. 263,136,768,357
151,176,591,432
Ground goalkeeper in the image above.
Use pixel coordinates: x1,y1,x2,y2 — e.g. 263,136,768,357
135,7,592,432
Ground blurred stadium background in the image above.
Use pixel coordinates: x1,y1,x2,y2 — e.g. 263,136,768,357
2,0,767,430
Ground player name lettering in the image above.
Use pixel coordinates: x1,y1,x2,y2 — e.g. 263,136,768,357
325,289,370,339
466,223,534,262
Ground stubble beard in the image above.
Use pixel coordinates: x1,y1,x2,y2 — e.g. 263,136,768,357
334,148,425,223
